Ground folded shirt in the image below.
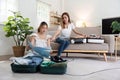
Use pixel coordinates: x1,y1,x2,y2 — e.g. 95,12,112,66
87,38,104,44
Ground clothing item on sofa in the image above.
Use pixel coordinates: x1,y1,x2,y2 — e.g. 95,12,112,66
70,38,87,44
87,38,104,43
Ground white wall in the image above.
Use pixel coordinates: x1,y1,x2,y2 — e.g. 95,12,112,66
64,0,120,27
18,0,62,28
1,0,120,56
39,0,62,14
18,0,37,28
0,0,62,56
0,24,15,56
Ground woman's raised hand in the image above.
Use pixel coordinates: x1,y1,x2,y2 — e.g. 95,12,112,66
50,37,56,42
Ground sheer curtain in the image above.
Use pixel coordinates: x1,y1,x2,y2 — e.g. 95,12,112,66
37,0,50,27
0,0,18,24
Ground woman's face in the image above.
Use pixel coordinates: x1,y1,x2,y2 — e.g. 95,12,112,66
39,25,48,33
62,14,69,24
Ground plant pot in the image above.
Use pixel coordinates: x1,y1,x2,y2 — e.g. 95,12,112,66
12,46,25,57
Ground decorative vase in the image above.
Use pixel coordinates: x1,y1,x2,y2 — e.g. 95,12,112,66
12,46,25,57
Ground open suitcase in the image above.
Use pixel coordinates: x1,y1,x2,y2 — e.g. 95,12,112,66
40,61,67,74
11,63,39,73
11,56,43,73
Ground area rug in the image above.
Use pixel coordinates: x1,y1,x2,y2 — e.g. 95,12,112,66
66,58,120,76
1,58,120,76
1,58,120,80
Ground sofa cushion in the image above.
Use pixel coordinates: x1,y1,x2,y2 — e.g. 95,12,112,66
71,27,102,37
51,42,108,51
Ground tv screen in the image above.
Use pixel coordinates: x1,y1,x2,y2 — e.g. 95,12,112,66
102,17,120,34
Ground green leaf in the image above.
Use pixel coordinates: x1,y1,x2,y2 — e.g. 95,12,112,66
111,20,120,33
3,11,34,46
8,16,14,20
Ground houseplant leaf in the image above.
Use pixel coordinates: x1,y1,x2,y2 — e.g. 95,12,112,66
111,20,120,33
3,11,34,57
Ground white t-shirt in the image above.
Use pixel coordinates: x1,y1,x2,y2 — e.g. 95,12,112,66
30,33,51,48
58,23,75,39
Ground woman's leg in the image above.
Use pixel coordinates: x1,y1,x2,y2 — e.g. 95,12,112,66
56,38,66,56
63,40,70,50
56,38,70,56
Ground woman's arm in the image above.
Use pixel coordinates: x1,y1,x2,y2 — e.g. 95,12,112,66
47,38,51,47
30,36,36,46
51,29,61,41
72,29,86,37
26,36,36,51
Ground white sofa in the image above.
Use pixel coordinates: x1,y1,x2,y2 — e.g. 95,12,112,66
48,27,115,61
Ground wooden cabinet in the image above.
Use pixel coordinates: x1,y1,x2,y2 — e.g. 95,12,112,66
50,12,61,25
115,37,120,61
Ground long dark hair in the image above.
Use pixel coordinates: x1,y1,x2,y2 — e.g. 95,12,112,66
61,12,71,28
38,21,48,32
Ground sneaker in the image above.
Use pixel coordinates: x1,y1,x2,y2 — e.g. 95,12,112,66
50,56,58,62
59,57,67,62
50,56,55,61
54,56,67,62
51,56,67,62
54,56,59,61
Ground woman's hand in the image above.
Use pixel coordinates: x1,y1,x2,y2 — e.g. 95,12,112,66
75,34,87,38
50,37,56,42
82,34,87,38
51,29,61,41
73,29,87,38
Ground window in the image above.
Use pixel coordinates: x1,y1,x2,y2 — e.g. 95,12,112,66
37,0,50,27
0,0,18,24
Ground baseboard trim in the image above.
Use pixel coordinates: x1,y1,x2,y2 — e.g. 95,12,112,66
0,55,13,61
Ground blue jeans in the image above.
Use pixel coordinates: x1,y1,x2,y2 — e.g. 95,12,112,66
33,47,50,58
55,37,70,56
28,41,50,58
25,56,43,65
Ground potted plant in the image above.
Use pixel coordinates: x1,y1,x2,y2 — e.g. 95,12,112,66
3,11,33,57
111,20,120,34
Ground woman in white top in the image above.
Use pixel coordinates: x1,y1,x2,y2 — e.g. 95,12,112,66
51,12,86,62
29,22,51,58
10,22,51,65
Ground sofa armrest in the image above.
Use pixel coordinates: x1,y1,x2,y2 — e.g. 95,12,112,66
102,35,115,53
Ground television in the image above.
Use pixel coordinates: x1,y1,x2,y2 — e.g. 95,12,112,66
102,17,120,34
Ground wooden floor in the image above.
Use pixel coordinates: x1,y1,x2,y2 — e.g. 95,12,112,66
0,55,13,61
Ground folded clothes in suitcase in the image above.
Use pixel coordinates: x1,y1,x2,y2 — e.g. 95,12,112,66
40,61,67,74
11,56,43,73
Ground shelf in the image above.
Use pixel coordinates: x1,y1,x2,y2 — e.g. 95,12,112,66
50,12,61,25
51,15,61,19
50,21,60,25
